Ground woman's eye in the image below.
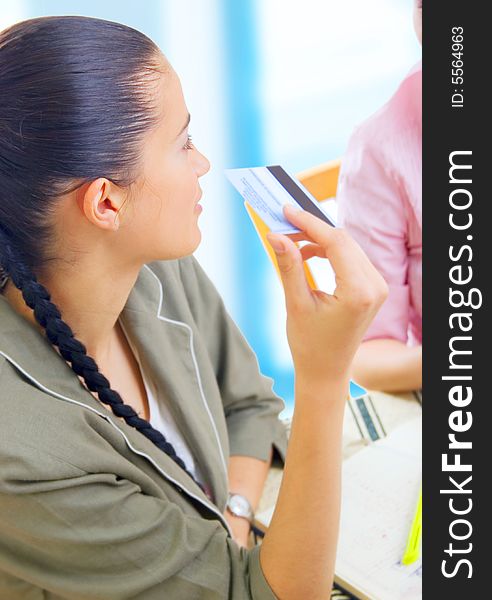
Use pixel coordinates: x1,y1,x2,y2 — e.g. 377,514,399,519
183,134,193,150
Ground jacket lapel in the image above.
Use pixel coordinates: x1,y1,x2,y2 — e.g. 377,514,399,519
117,264,230,509
0,263,230,528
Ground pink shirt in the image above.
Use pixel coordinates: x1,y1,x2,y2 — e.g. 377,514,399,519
337,61,422,345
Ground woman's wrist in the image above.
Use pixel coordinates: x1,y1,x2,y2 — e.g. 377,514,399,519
294,371,350,407
224,510,252,548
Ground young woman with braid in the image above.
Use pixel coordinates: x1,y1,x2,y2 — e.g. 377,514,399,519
0,16,387,600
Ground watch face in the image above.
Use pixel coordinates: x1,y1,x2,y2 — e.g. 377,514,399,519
228,494,252,519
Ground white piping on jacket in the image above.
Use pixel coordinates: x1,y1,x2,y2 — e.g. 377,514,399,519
143,264,229,477
0,350,232,536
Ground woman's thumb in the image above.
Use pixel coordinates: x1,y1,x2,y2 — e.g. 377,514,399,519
266,233,311,308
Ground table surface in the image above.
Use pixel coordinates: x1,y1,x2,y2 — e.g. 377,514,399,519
258,388,422,521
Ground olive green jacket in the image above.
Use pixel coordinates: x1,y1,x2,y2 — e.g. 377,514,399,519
0,256,288,599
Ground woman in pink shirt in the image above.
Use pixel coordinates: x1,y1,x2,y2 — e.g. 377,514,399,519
337,1,422,392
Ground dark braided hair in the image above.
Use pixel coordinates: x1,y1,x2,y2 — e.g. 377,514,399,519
0,16,204,491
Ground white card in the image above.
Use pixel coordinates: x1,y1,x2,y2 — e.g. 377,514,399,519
225,165,336,234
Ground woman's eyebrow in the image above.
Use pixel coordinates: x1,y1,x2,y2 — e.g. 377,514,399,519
175,113,191,138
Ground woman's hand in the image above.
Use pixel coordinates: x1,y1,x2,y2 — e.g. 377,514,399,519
266,205,388,388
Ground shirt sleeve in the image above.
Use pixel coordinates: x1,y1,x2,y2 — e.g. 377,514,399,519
0,452,278,600
178,256,288,467
337,126,411,344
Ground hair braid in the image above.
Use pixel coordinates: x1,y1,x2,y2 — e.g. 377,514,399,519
0,227,205,491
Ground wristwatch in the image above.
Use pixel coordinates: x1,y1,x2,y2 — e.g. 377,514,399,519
226,492,254,523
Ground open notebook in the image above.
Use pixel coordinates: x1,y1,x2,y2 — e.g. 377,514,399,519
257,417,422,600
335,417,422,599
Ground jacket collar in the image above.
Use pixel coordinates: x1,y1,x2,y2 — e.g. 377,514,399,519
0,263,231,533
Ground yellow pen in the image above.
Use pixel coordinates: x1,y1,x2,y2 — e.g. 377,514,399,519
402,486,422,565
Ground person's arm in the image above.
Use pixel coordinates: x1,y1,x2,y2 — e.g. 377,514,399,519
262,376,346,599
352,338,422,392
225,450,273,547
260,206,388,599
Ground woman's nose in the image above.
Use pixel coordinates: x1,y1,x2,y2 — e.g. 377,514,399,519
193,146,211,177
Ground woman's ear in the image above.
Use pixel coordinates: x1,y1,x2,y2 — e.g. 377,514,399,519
79,178,125,231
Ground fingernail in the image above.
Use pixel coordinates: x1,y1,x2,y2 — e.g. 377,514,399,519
284,204,301,213
266,234,285,254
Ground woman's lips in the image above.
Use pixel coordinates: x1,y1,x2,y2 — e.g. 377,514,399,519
195,190,203,212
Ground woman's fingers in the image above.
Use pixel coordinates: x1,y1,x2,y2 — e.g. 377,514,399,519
283,205,335,246
266,233,312,310
286,231,316,244
299,243,325,262
265,211,388,385
283,205,380,292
